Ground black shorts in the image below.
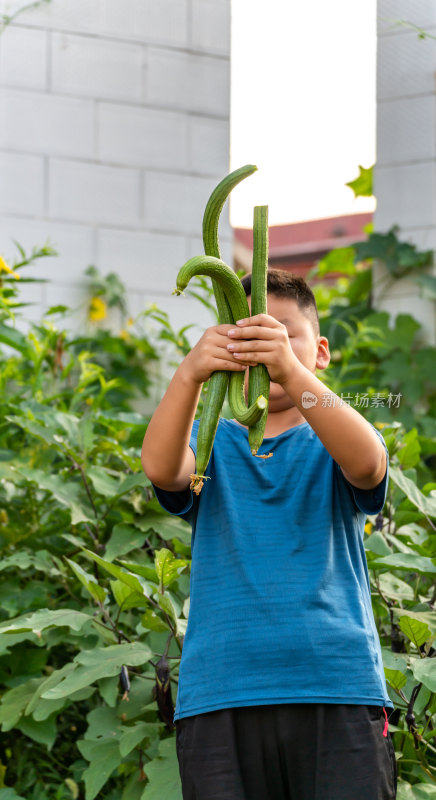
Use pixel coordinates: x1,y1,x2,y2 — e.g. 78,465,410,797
175,703,397,800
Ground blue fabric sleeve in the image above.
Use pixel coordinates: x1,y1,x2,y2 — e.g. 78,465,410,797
153,485,193,517
340,427,389,516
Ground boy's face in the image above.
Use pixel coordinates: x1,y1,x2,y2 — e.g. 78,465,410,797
245,294,330,412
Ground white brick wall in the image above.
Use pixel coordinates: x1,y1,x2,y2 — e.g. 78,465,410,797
143,171,227,236
51,32,144,102
377,0,436,35
97,103,189,170
375,0,436,343
189,116,230,175
191,0,231,56
0,89,95,158
49,159,141,226
0,151,45,215
377,95,435,165
377,28,436,99
0,1,231,342
147,48,230,117
97,227,187,293
0,216,94,281
0,26,47,88
0,0,189,46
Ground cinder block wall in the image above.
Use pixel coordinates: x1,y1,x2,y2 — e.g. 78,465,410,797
0,0,231,336
374,0,436,343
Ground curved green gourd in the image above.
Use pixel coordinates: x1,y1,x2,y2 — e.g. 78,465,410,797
192,166,258,493
174,254,256,494
203,165,266,427
248,206,271,456
181,166,258,494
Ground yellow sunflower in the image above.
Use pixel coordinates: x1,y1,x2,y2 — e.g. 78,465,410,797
88,296,107,322
0,256,20,279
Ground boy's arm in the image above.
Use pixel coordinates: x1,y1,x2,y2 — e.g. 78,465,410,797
141,364,200,491
225,314,386,491
283,367,387,490
141,323,246,492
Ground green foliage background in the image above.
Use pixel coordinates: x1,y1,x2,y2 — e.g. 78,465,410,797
0,225,435,800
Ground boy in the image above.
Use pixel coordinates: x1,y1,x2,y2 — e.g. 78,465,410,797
141,269,397,800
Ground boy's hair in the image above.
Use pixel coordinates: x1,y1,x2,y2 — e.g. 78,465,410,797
240,268,320,335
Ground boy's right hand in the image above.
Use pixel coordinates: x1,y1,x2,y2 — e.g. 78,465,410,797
182,324,248,385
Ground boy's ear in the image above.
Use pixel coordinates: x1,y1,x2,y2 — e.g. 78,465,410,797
316,336,330,371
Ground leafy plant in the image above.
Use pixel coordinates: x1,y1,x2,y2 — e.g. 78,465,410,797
0,233,435,796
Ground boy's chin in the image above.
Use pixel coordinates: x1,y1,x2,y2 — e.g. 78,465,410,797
269,381,285,398
268,382,295,410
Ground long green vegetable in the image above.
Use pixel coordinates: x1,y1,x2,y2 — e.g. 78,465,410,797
203,165,266,428
248,206,271,457
193,165,258,494
173,168,272,493
173,255,266,493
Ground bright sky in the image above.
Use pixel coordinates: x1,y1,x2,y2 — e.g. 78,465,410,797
229,0,377,227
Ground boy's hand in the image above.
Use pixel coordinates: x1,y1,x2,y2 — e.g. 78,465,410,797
225,314,297,385
183,324,248,385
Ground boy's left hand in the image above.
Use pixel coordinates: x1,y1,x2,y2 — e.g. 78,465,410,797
226,314,297,384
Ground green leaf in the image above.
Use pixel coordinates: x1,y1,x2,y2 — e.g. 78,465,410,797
119,721,160,758
154,548,188,592
25,663,76,716
368,553,436,575
406,478,436,516
141,736,182,800
141,610,170,633
0,322,29,354
65,558,107,603
398,615,431,648
316,247,357,278
81,548,153,597
414,274,436,300
391,314,422,351
85,705,121,740
13,466,95,524
77,738,121,800
97,675,119,706
384,668,407,692
105,524,147,562
412,784,436,798
117,473,149,495
6,415,64,450
136,512,191,545
397,429,421,470
365,532,392,556
381,647,407,674
17,712,57,749
376,572,414,601
87,466,121,497
0,790,28,800
0,678,42,730
0,608,91,636
411,658,436,693
396,781,417,800
355,229,432,277
42,643,152,699
157,594,178,625
118,561,158,583
110,580,147,610
346,164,373,198
395,609,436,634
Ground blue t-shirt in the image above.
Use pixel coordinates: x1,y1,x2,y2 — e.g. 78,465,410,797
154,418,393,721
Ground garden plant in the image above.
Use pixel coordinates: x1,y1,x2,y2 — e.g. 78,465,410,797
0,176,435,798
